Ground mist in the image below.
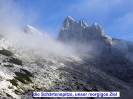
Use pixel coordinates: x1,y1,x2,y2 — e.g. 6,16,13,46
0,0,72,57
0,0,94,59
7,30,78,56
1,25,94,61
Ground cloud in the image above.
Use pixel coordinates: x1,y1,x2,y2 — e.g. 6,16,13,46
114,12,133,29
0,0,77,58
4,29,77,58
0,0,39,29
0,0,22,28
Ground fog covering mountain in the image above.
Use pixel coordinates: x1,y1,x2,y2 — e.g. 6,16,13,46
0,16,133,99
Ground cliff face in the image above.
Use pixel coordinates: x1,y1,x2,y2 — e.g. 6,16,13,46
58,16,112,44
58,16,133,83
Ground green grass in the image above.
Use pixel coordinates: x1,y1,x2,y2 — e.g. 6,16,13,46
8,57,23,66
9,69,33,87
3,60,6,62
0,49,13,56
9,79,18,87
4,64,14,67
14,89,21,95
6,93,13,98
8,85,14,89
14,71,32,84
21,69,33,77
14,76,26,84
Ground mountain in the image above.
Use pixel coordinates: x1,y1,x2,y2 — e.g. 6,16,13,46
23,25,43,35
58,16,112,44
58,16,133,98
112,38,133,62
0,17,133,99
58,16,133,62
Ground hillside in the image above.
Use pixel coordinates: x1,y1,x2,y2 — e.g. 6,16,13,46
0,16,133,99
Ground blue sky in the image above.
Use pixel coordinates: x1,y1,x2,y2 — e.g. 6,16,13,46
0,0,133,41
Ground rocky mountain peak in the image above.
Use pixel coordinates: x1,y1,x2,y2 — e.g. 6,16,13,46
62,16,89,30
92,22,102,29
79,20,88,28
61,16,76,30
58,16,109,44
23,25,43,35
92,22,98,26
66,16,75,21
91,22,105,36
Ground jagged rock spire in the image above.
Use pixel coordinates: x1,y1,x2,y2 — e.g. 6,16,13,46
58,16,110,44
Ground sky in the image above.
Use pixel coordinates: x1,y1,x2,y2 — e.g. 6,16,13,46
0,0,133,41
